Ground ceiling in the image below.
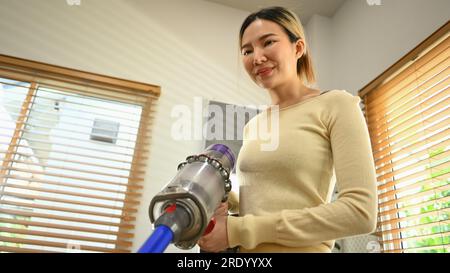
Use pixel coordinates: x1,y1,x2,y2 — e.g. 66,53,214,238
204,0,346,24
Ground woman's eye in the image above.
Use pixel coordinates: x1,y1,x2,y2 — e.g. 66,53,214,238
264,40,275,46
242,50,253,56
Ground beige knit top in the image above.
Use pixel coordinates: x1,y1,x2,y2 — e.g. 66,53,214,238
227,90,378,252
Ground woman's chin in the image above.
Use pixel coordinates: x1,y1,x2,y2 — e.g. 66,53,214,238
257,80,276,89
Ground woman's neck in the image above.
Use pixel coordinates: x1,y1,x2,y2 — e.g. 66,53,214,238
268,77,319,108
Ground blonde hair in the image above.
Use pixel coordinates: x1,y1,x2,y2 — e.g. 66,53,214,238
239,6,316,85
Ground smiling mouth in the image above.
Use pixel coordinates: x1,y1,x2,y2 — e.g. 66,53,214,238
256,67,274,77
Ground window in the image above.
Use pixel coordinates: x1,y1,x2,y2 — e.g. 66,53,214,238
0,55,160,252
359,22,449,253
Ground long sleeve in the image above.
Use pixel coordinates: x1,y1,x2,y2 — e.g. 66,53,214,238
227,190,239,215
227,90,378,250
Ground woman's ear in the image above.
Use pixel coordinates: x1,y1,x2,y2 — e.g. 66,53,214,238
295,39,305,59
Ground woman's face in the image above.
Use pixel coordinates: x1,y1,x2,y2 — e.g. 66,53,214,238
241,19,302,89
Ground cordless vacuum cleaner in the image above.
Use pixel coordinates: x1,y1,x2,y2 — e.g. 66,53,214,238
138,144,235,253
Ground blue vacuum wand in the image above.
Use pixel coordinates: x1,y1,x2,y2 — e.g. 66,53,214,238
138,144,235,253
138,225,173,253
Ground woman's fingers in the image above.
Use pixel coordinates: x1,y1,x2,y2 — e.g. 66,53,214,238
197,215,229,253
214,202,228,216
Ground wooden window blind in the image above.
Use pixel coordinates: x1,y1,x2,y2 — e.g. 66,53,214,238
0,55,160,253
359,22,449,253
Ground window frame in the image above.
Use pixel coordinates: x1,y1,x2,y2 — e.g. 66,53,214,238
0,54,160,253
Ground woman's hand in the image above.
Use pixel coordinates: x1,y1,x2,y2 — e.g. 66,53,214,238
198,215,229,252
197,202,230,252
213,201,228,217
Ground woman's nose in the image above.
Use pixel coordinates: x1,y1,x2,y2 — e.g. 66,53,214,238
253,48,267,65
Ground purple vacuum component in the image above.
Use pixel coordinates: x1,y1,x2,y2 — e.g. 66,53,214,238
207,144,235,171
208,144,235,167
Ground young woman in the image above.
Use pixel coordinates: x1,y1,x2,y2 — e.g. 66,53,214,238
198,6,378,253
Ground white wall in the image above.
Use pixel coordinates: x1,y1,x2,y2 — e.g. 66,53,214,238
306,0,450,95
0,0,268,252
305,14,334,91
